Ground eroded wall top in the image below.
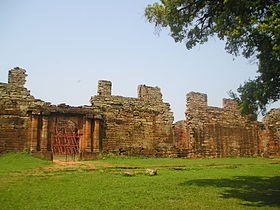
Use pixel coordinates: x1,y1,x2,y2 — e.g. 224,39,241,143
137,85,163,103
98,80,112,96
8,67,27,87
90,80,175,156
185,91,247,125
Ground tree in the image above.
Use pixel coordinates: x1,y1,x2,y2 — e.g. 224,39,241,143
145,0,280,118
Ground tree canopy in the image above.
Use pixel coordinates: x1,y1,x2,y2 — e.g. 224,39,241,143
145,0,280,118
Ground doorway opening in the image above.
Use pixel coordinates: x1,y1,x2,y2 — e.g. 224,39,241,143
52,125,79,161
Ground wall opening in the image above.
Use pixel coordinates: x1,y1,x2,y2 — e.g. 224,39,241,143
51,120,79,161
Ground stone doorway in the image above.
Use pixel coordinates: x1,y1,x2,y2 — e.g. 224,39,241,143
51,120,79,161
28,111,102,160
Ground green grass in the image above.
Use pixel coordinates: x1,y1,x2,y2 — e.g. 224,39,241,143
0,153,279,210
0,151,51,172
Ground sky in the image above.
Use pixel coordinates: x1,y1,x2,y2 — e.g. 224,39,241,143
0,0,278,122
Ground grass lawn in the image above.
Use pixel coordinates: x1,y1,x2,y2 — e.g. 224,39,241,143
0,152,279,210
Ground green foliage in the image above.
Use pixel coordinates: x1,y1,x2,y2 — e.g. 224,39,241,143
229,80,262,120
0,154,279,209
145,0,280,116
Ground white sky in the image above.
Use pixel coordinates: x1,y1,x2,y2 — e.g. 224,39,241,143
0,0,278,121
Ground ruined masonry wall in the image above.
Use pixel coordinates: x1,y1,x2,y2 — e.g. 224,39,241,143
175,92,261,158
1,68,279,159
0,68,101,160
138,85,163,102
0,68,40,153
260,109,280,156
90,84,175,157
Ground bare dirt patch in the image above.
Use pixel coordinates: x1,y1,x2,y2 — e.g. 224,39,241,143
20,160,113,177
43,160,112,172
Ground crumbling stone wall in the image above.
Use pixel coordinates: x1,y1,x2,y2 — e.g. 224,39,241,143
1,67,279,159
175,92,261,158
0,68,102,160
138,85,163,102
90,81,175,157
259,108,280,156
0,67,39,153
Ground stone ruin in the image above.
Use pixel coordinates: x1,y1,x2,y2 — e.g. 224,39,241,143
0,67,279,160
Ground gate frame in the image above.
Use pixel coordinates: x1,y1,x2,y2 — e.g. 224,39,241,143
28,110,103,161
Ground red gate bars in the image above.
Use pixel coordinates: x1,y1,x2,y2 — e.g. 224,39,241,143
52,125,79,157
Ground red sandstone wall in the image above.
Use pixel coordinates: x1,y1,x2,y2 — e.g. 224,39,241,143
91,95,175,156
0,68,36,153
0,68,52,157
0,68,101,160
1,68,279,159
175,92,261,158
91,83,175,157
259,109,280,156
0,104,29,153
174,121,190,149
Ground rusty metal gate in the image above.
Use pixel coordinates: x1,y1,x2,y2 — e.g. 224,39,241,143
52,125,79,159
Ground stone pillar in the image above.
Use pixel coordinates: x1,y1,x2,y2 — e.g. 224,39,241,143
137,85,163,102
30,115,39,152
83,117,93,153
97,80,112,96
93,119,102,153
40,116,49,151
8,67,27,87
79,115,94,160
186,92,208,108
223,98,238,110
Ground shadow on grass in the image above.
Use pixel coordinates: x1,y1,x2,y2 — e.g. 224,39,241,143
181,176,280,207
